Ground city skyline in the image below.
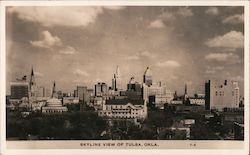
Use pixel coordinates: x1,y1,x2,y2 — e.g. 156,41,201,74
6,6,244,95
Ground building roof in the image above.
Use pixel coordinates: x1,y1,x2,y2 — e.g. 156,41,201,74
106,98,144,105
46,97,63,107
115,65,121,77
10,81,29,86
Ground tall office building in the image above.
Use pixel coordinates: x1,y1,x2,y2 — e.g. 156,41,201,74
142,67,173,108
77,86,87,102
205,80,240,111
112,66,122,91
143,67,152,86
36,86,45,97
10,81,29,99
126,77,142,100
95,83,107,96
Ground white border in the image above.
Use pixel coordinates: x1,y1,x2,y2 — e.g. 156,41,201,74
0,1,249,155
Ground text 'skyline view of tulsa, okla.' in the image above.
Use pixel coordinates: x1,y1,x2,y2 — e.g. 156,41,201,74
6,6,244,141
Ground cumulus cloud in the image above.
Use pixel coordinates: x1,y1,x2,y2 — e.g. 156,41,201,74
140,50,157,58
176,7,193,17
31,30,78,55
59,46,78,55
8,6,125,27
205,7,219,15
34,71,44,77
148,7,193,29
148,19,165,28
205,53,241,64
159,11,176,21
205,31,244,49
73,69,90,77
156,60,180,67
30,30,62,48
230,75,244,82
205,66,224,74
222,14,244,25
124,55,140,60
125,51,157,60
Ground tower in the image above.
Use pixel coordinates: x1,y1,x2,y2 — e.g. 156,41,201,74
52,81,56,98
143,67,152,86
185,84,187,95
183,83,189,105
112,65,122,91
29,66,36,97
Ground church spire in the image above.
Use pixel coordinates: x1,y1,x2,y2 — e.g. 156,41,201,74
52,81,56,98
31,66,34,76
185,83,187,95
29,66,36,97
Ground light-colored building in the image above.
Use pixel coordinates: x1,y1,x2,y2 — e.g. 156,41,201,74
42,98,68,113
189,98,205,106
142,67,174,109
77,86,87,102
95,83,108,97
93,96,106,110
41,81,68,114
205,80,240,111
36,86,45,97
170,100,183,104
62,97,80,105
143,82,174,108
98,99,147,120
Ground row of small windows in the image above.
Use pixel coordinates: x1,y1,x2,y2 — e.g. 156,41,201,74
44,110,64,113
108,105,143,109
99,112,138,115
215,91,238,96
215,91,224,96
112,108,139,111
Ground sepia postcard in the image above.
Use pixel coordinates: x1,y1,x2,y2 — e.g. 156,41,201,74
0,1,249,155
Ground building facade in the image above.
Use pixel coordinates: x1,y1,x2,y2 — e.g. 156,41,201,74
143,67,152,86
42,82,68,114
77,86,87,102
10,81,29,100
98,99,147,120
95,83,108,97
205,80,240,111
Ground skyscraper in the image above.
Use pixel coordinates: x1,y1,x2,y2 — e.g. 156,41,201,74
95,83,107,97
126,77,142,100
205,80,240,111
112,66,122,91
77,86,87,102
143,67,152,86
10,81,29,99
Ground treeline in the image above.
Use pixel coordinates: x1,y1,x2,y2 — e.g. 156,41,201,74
7,111,106,140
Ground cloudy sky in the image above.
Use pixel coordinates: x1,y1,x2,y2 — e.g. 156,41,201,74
6,6,244,95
